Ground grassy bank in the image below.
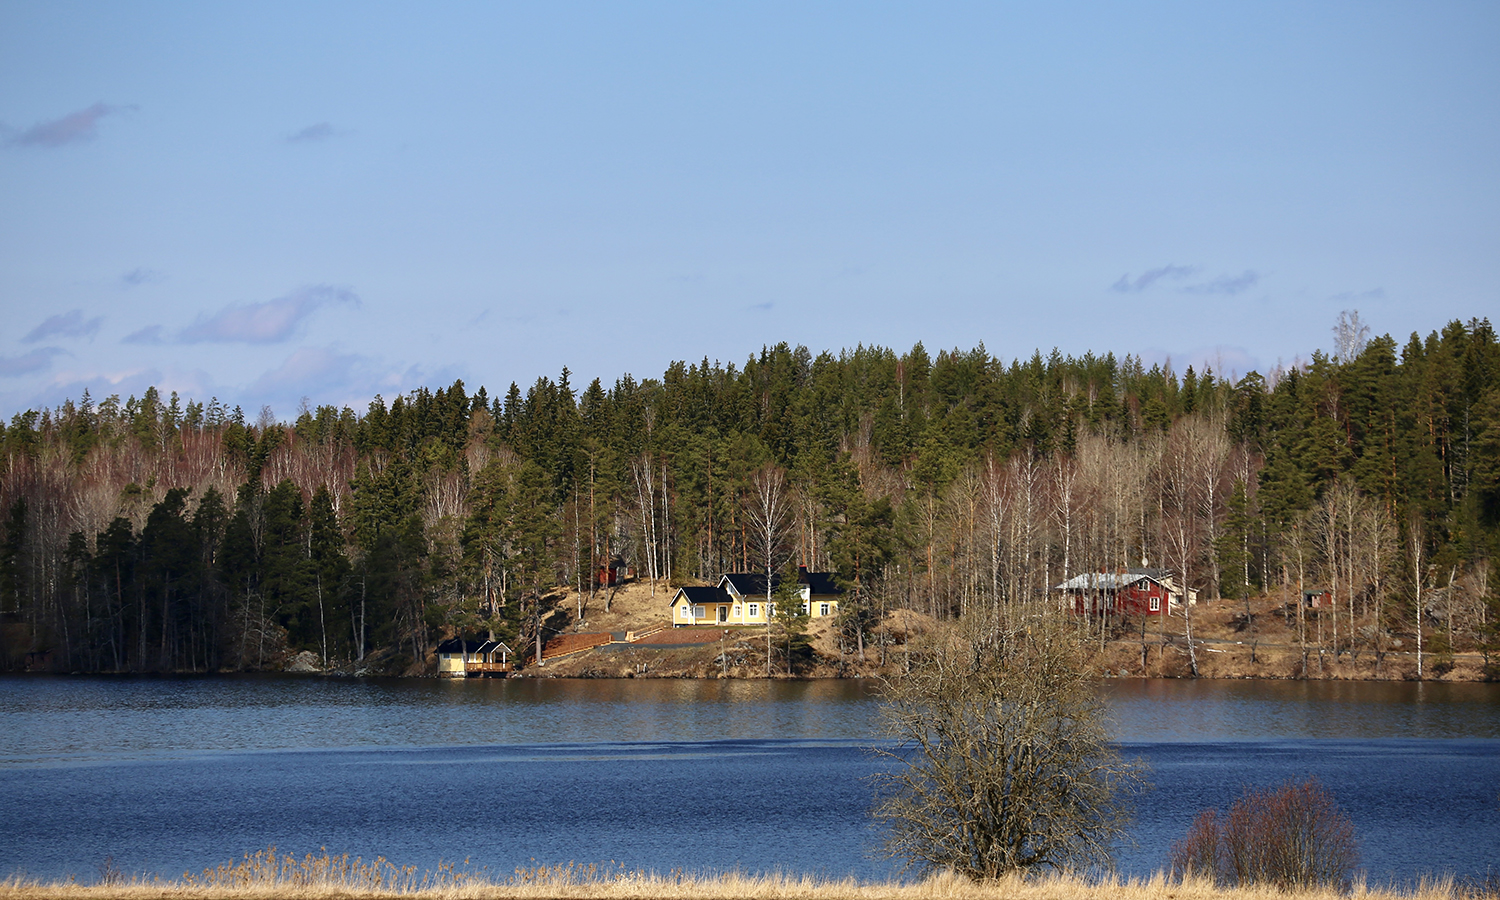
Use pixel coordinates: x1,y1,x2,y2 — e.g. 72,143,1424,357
3,851,1493,900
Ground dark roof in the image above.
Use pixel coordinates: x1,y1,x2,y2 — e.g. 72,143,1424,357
798,567,843,596
721,572,775,596
1128,567,1173,579
437,638,484,654
720,569,844,597
672,586,731,606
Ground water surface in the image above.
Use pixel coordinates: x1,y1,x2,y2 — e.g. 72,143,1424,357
2,676,1496,884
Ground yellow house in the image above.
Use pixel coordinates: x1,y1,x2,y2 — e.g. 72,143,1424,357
669,568,843,627
436,638,513,677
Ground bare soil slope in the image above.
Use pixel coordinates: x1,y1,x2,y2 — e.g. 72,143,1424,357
508,580,1492,682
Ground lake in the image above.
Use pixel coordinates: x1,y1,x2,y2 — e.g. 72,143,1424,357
2,676,1497,885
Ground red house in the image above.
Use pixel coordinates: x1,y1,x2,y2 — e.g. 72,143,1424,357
1054,571,1175,616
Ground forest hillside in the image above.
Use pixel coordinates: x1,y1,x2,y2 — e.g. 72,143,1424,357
2,317,1498,677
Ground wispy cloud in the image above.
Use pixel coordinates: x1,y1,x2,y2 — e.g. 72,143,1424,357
1111,265,1198,293
123,325,165,345
0,348,65,377
121,268,164,288
250,346,366,394
7,103,131,148
179,285,359,344
286,122,341,143
247,347,459,415
26,365,214,417
748,301,774,311
1185,270,1260,296
23,310,102,343
1330,287,1384,303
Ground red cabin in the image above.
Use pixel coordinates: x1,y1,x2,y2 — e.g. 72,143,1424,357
1055,571,1176,616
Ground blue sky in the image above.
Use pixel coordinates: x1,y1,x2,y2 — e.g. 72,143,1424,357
2,2,1497,419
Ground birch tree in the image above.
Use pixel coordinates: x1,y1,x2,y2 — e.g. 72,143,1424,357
744,464,792,675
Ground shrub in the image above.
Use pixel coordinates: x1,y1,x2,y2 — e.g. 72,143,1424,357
1169,778,1358,889
872,607,1146,878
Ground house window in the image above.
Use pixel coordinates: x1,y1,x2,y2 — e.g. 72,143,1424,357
733,605,741,618
748,603,759,618
1149,597,1161,612
819,603,830,616
802,601,810,614
693,606,705,619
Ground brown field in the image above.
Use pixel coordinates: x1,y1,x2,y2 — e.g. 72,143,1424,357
2,851,1489,900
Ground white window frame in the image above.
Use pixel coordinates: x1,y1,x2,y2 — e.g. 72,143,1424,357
748,603,759,618
819,603,830,616
1149,597,1161,612
693,605,705,619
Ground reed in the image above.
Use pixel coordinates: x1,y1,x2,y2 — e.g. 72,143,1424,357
0,849,1493,900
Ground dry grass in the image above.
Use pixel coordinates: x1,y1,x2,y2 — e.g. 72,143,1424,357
525,586,1497,682
1,851,1492,900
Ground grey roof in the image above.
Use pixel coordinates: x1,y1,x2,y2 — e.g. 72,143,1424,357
1054,572,1157,592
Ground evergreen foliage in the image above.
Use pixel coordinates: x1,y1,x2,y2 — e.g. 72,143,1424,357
0,318,1496,673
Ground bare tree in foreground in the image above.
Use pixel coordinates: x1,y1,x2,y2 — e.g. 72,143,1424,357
872,605,1146,879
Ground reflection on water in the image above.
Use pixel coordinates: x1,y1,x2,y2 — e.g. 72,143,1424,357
1105,678,1500,741
1,676,1498,884
0,676,885,764
5,675,1498,764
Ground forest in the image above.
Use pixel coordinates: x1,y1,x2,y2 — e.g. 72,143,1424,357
1,314,1498,675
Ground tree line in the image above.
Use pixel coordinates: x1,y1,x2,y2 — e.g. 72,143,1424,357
1,313,1497,674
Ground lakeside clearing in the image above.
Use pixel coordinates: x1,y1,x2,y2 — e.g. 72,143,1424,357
415,581,1497,683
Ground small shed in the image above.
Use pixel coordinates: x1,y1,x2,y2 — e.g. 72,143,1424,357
596,558,633,587
1303,589,1334,609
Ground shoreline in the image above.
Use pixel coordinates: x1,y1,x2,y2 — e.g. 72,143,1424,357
1,861,1492,900
4,662,1496,682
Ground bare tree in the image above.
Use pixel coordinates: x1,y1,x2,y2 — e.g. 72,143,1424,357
1314,487,1342,660
1049,452,1081,587
744,464,792,675
630,453,660,596
1364,498,1396,673
1409,515,1428,678
1332,309,1371,363
873,605,1145,878
981,452,1012,611
1159,416,1227,676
